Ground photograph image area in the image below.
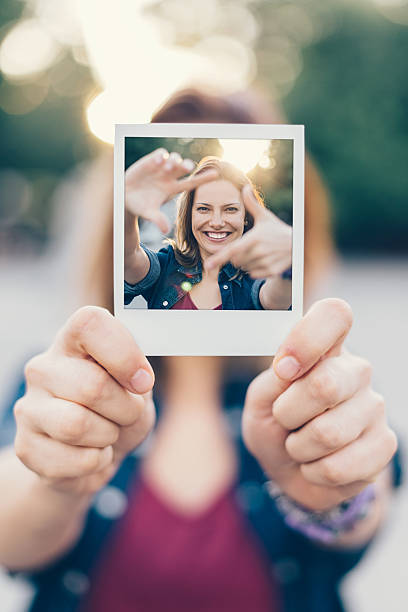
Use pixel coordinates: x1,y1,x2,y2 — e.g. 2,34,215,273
124,136,293,311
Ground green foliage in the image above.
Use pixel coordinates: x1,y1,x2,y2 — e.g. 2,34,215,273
281,3,408,252
1,0,407,253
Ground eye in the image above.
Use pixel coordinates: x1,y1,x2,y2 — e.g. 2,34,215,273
197,206,209,212
226,206,239,212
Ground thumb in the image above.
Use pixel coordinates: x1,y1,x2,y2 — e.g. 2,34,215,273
244,298,353,419
272,298,353,383
146,210,171,234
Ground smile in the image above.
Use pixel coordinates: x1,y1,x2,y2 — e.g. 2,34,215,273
203,231,231,241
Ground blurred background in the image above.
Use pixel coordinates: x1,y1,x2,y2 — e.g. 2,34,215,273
0,0,407,609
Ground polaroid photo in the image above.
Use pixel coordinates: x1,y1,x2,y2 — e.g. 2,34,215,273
114,123,304,355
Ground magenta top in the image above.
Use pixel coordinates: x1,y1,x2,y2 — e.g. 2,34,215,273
171,292,222,310
82,474,281,611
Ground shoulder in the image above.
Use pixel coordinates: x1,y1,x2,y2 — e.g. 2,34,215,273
156,243,175,264
138,243,174,273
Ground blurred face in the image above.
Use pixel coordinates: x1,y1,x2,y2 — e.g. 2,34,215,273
191,179,245,261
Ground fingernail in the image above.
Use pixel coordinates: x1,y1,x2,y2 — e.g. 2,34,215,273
154,151,165,164
183,160,194,172
99,445,113,468
130,368,154,393
274,355,301,380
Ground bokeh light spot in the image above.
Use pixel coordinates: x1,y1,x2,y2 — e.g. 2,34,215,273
0,79,49,115
181,281,192,292
219,139,270,174
0,19,61,80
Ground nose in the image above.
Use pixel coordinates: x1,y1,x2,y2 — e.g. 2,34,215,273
209,210,225,228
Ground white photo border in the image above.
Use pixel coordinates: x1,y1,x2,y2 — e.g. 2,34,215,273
114,123,304,356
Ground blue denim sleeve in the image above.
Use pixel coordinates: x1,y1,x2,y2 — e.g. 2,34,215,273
124,245,161,305
0,374,25,448
251,279,266,310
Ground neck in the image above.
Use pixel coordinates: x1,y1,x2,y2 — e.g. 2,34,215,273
163,357,223,415
199,249,220,280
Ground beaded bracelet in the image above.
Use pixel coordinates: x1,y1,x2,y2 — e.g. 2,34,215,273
264,479,376,544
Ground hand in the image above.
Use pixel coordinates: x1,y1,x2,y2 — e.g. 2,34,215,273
125,148,218,233
205,184,292,277
14,307,156,497
242,298,397,511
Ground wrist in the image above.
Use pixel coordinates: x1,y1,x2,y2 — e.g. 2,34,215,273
264,479,376,545
33,471,94,512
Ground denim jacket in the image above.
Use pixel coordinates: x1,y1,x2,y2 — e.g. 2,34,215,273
124,244,265,310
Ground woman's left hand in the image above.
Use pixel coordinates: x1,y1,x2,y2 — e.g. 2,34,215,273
205,184,292,277
242,298,398,512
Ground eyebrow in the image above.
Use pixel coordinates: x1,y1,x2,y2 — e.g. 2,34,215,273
194,202,241,207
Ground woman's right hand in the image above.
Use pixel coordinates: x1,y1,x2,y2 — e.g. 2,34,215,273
13,307,156,498
125,148,218,233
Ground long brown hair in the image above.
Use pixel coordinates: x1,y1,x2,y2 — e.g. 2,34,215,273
167,156,265,268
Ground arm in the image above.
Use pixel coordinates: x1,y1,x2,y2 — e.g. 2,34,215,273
0,446,93,570
259,276,292,310
124,210,150,285
0,306,155,571
124,148,219,286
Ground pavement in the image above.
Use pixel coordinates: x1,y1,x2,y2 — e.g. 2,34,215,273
0,253,407,612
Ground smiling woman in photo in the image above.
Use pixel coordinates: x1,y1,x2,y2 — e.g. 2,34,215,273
124,152,293,310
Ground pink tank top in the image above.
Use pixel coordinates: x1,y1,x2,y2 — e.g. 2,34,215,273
82,475,281,612
171,292,222,310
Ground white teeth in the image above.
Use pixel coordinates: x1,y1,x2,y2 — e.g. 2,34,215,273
207,232,228,239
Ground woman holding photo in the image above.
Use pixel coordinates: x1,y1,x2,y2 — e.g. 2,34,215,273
124,152,292,310
0,89,400,612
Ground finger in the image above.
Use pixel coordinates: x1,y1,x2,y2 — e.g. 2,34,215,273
177,168,219,192
128,148,169,177
181,158,195,174
205,242,237,272
25,355,147,427
241,184,270,222
163,154,195,180
53,307,154,395
144,209,171,234
272,352,372,430
244,367,289,420
244,301,353,418
248,269,269,279
236,247,270,269
14,430,114,480
126,195,170,233
300,423,397,487
114,392,156,459
163,151,182,172
17,393,120,448
284,388,384,463
245,256,280,277
205,232,255,271
272,298,353,382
